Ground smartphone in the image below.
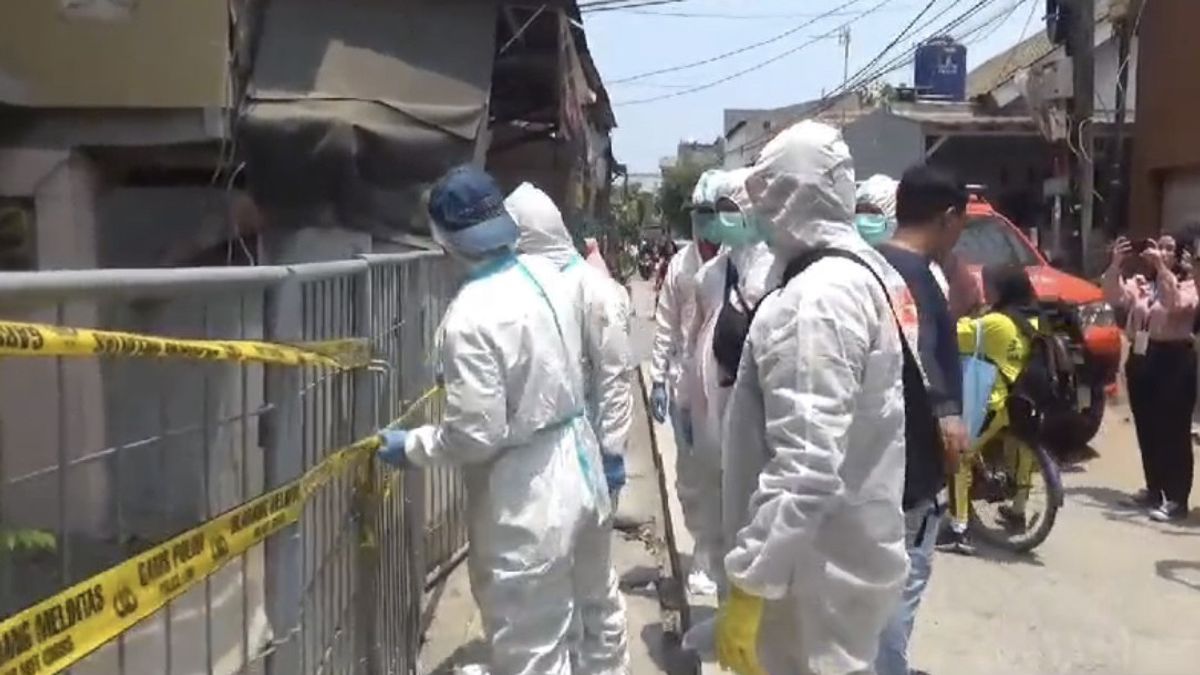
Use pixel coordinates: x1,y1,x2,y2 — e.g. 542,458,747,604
1131,239,1152,254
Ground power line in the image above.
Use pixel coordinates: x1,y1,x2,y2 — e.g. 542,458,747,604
579,0,686,13
621,3,917,19
726,0,1005,157
609,0,869,84
614,0,896,106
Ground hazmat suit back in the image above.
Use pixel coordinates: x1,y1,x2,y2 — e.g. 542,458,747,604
406,249,613,675
721,121,911,674
505,183,631,674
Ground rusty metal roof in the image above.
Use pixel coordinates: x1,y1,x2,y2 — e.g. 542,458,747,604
966,32,1056,99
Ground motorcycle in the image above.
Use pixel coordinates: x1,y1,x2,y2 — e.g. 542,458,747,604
637,252,656,281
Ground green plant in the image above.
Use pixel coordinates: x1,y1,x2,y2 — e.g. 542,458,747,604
659,162,713,238
2,528,56,553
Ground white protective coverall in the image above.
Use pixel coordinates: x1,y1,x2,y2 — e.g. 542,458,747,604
649,169,724,591
722,120,910,673
686,169,774,593
505,183,631,674
404,248,619,675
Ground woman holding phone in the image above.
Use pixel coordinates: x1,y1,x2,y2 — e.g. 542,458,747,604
1103,235,1198,522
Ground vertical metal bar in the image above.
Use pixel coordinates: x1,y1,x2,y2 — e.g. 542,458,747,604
264,274,304,675
202,302,215,675
354,266,379,674
240,293,252,672
55,302,70,591
160,371,174,675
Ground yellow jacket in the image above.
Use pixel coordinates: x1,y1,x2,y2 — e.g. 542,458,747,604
957,312,1036,411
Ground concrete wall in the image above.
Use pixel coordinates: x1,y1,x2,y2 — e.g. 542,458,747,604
842,109,924,179
0,1,228,107
1129,1,1200,237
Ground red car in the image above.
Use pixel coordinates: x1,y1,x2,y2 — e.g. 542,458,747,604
953,196,1122,447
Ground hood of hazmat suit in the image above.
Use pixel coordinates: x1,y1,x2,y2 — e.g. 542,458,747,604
854,174,899,246
406,169,622,674
648,169,724,405
722,121,910,674
506,182,631,673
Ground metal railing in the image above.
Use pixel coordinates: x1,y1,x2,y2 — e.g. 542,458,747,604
0,252,465,675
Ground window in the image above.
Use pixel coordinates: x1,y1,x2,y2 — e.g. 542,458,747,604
953,215,1039,267
0,200,35,270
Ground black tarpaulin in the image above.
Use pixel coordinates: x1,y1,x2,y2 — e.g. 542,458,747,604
240,0,498,236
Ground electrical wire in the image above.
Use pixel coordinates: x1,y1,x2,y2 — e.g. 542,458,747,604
614,0,896,106
579,0,685,12
609,0,868,84
624,4,915,20
725,0,1004,157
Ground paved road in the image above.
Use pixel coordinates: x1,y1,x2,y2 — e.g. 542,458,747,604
628,279,1200,675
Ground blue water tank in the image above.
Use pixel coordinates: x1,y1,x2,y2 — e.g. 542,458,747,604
914,37,967,101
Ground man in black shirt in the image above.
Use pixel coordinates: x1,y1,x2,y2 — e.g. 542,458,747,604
868,166,969,675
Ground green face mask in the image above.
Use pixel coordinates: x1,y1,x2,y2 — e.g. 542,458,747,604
713,211,766,248
855,214,896,245
691,209,719,241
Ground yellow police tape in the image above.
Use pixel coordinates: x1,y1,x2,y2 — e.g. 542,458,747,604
0,320,371,369
0,386,443,675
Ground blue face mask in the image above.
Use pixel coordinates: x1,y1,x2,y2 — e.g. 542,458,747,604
855,213,896,245
713,211,766,248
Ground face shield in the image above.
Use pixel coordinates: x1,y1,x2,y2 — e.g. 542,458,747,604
714,197,767,248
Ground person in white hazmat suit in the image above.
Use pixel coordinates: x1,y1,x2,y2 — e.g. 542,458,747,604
375,166,622,675
506,183,630,674
714,121,911,675
682,169,775,598
649,168,724,596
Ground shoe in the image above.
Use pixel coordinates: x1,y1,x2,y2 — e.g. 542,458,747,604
997,505,1028,532
1149,502,1189,523
686,570,718,596
936,528,975,556
1122,489,1160,509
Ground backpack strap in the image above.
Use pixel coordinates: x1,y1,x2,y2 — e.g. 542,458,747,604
725,258,749,311
777,247,922,371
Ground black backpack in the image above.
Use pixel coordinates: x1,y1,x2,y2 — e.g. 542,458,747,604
715,247,945,508
1001,309,1080,438
712,259,752,387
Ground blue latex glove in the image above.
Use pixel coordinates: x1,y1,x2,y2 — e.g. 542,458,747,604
678,407,694,447
377,429,410,468
602,452,627,495
651,382,669,423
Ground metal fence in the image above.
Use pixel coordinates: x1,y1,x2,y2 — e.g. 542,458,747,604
0,252,465,675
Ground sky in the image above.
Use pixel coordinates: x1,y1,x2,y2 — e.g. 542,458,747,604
583,0,1045,172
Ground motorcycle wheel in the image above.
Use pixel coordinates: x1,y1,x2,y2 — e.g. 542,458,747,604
968,432,1064,554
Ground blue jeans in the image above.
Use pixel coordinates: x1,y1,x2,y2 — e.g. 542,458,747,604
875,498,943,675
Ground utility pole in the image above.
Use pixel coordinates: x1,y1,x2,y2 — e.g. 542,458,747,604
839,26,851,127
1106,0,1138,239
1068,0,1097,273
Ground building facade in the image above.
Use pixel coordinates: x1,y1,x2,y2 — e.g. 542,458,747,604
1129,0,1200,238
